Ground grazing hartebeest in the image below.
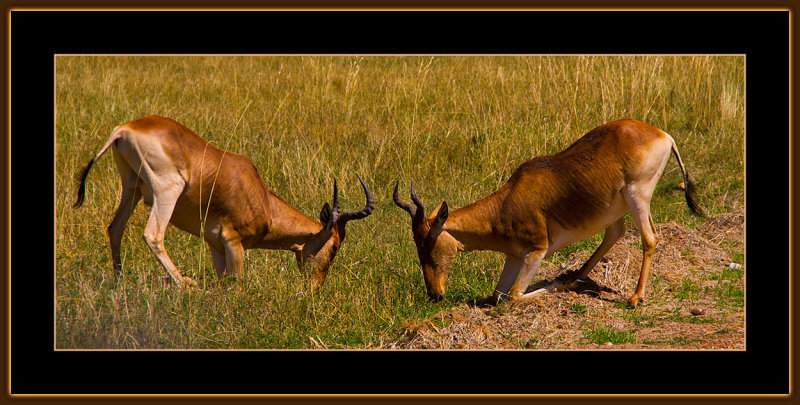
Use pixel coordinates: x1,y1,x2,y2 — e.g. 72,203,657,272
394,119,703,308
74,115,373,290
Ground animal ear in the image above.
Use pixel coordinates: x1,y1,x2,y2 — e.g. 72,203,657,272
319,202,334,230
432,201,449,228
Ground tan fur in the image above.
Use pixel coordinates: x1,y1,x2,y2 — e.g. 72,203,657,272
395,119,702,307
76,115,372,290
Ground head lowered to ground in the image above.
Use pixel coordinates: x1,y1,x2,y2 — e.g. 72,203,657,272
74,115,374,291
393,119,703,307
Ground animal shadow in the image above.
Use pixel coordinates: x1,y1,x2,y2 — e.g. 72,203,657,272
530,269,620,297
466,269,621,308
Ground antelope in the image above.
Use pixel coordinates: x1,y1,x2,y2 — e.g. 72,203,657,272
74,115,374,290
394,119,703,308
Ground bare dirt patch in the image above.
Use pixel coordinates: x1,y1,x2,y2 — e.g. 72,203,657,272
388,209,745,350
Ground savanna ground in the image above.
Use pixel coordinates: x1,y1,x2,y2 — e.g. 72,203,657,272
56,56,744,349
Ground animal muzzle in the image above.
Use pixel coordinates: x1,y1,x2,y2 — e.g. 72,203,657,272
425,282,446,302
310,269,329,292
427,290,445,302
422,265,448,302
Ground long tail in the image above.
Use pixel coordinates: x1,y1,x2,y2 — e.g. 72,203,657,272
670,139,705,217
73,126,123,208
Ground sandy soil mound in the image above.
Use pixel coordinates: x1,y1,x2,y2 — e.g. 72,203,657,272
389,209,745,350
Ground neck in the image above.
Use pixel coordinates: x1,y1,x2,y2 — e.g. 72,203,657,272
254,193,322,251
443,187,509,253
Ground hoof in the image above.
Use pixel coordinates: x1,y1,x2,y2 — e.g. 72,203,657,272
492,290,513,305
626,296,643,309
180,277,198,288
472,296,499,307
563,277,588,290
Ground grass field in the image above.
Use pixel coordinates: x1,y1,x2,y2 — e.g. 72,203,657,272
55,55,744,349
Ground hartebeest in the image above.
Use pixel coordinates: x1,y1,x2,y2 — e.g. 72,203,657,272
394,119,703,308
74,115,373,290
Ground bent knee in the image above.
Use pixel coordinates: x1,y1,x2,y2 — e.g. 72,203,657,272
642,233,658,252
142,232,164,251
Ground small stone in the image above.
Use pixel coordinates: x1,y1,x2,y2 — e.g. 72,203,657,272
690,307,705,316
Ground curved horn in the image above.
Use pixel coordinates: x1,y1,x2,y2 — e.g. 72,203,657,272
409,179,425,216
338,174,374,224
393,181,416,217
331,179,340,221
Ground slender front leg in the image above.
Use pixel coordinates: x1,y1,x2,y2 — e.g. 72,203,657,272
492,249,549,302
208,243,226,279
511,249,547,298
492,255,524,302
222,233,245,281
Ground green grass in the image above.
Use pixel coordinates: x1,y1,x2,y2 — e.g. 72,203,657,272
700,263,745,309
711,283,745,308
569,303,588,314
620,307,663,328
581,324,637,345
56,55,744,348
504,334,542,349
675,279,704,302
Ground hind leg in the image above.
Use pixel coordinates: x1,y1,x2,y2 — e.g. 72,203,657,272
141,176,195,287
107,147,142,277
624,188,658,308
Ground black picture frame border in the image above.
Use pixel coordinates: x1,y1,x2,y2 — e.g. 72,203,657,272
5,8,790,399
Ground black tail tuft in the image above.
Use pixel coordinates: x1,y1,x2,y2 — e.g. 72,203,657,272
683,177,705,218
73,158,96,208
